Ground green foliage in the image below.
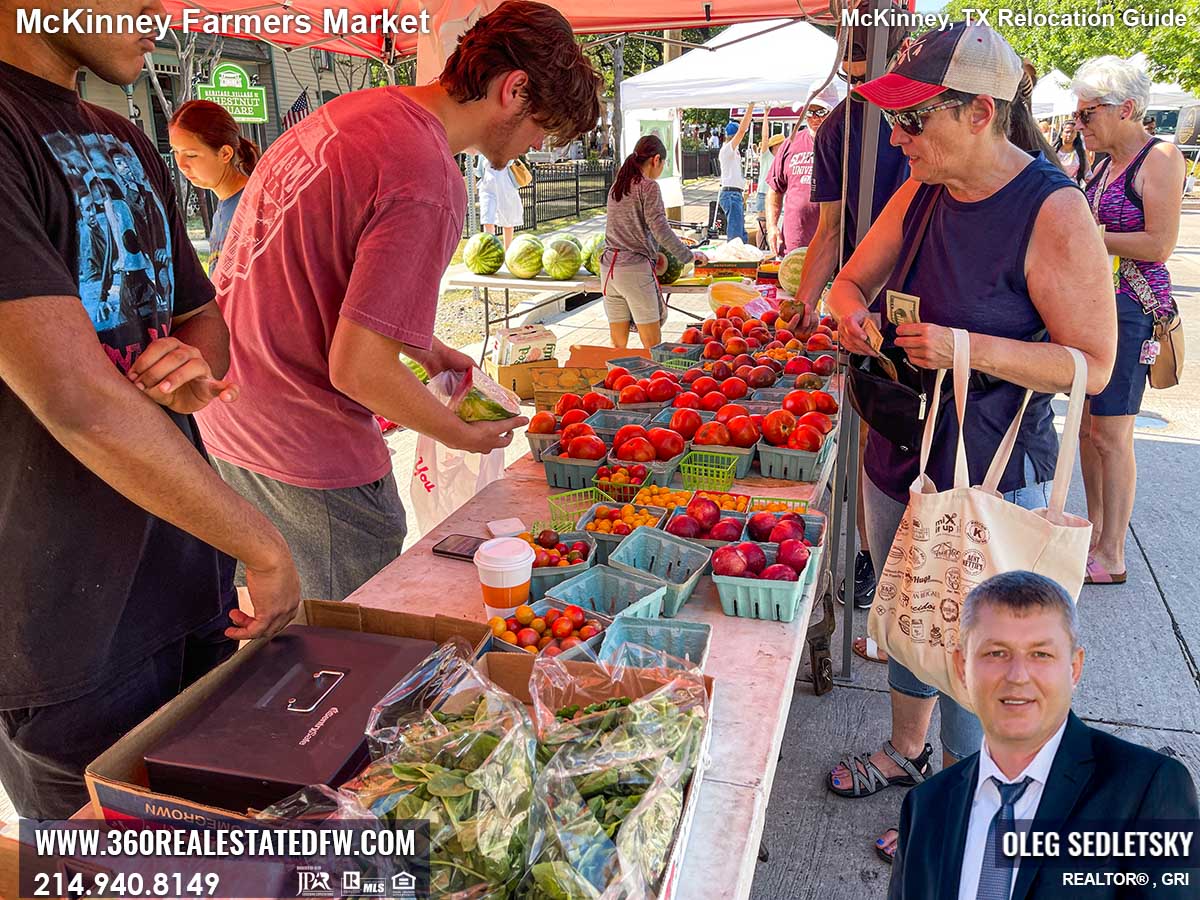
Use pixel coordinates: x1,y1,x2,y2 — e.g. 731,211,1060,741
579,28,728,95
941,0,1200,92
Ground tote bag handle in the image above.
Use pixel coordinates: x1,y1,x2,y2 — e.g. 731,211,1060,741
980,346,1088,523
917,328,971,489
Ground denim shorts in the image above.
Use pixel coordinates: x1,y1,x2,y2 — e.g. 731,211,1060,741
862,459,1049,761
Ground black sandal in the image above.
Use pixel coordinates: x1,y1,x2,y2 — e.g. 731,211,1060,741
876,828,899,865
826,741,933,798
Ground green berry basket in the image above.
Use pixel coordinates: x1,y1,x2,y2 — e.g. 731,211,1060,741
605,449,684,485
661,355,703,372
547,486,615,534
677,450,738,492
592,468,657,503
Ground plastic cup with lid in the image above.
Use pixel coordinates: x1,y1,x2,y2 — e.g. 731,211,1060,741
473,537,536,619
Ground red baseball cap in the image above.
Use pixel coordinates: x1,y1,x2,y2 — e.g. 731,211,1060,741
855,22,1023,110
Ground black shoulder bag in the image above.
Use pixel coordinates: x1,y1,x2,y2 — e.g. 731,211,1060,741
845,186,943,455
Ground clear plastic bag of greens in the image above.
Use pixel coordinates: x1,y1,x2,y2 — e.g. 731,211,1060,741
524,729,698,898
349,647,536,899
522,654,710,898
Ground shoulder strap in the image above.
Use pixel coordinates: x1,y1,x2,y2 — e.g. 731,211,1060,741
894,185,944,291
1123,138,1161,207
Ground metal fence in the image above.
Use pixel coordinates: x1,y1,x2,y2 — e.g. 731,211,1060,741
460,158,615,236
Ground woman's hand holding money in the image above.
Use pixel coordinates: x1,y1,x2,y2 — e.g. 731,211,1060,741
894,322,956,369
835,305,878,357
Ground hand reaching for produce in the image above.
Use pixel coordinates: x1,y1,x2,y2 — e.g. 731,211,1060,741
226,547,301,640
127,336,239,413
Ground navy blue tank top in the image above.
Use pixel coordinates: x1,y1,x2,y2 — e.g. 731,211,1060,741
865,153,1078,502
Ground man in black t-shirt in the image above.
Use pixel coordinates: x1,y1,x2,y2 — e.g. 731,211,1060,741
0,4,300,818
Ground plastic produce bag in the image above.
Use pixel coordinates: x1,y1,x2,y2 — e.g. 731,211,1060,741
522,654,710,898
410,369,509,533
348,644,537,899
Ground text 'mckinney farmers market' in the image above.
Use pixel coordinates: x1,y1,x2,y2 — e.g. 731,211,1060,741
15,8,433,41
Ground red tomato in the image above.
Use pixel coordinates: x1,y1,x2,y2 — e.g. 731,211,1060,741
673,391,701,409
554,394,582,416
787,424,824,451
615,436,656,462
726,415,760,448
669,408,704,441
604,367,630,390
762,410,798,447
613,424,650,449
612,374,638,391
560,408,590,427
647,427,685,461
650,370,679,382
798,411,834,434
566,435,607,459
692,376,720,397
528,411,557,434
551,617,574,639
560,422,595,443
692,422,733,446
715,403,749,425
565,605,587,628
644,378,678,403
811,390,840,414
699,391,728,412
782,390,815,416
581,391,615,413
720,377,749,401
618,385,648,404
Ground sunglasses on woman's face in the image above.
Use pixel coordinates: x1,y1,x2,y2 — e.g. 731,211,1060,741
807,108,829,118
881,98,965,137
1071,103,1111,125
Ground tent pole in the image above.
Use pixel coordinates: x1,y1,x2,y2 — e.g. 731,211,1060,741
836,0,888,682
613,35,626,156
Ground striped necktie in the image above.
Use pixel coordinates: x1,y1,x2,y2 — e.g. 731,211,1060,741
976,776,1034,900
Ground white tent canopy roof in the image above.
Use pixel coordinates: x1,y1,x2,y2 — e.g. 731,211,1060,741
1128,54,1200,108
620,19,845,111
1032,69,1075,118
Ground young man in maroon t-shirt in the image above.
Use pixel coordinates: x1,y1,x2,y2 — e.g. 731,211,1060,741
197,1,602,599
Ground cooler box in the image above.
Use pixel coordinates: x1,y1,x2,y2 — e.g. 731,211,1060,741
143,626,436,812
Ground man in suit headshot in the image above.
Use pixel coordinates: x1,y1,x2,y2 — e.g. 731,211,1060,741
889,571,1199,899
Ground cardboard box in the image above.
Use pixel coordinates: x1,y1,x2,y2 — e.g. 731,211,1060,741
483,358,541,400
491,325,556,366
471,652,714,900
695,260,759,279
565,345,650,369
85,604,490,825
530,363,607,412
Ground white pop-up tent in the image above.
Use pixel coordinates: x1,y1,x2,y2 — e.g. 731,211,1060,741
621,19,844,112
1032,69,1075,119
1129,54,1200,108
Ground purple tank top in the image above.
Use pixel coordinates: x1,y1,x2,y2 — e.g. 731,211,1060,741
1084,139,1174,317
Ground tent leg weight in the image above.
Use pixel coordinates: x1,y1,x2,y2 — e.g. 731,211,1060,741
806,583,837,696
758,842,770,863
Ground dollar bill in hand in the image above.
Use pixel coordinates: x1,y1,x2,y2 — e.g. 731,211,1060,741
886,290,921,327
862,316,884,354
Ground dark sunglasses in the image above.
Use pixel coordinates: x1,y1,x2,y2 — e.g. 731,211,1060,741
881,98,964,136
1071,103,1111,125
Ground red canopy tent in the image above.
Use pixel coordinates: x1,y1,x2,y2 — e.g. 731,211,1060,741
159,0,845,60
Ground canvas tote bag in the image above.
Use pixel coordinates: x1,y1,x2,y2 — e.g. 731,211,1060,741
868,329,1093,709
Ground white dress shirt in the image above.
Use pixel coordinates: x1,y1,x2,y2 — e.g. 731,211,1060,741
957,718,1069,900
719,141,745,190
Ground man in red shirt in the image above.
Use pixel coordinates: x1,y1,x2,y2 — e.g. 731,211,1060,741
198,1,601,599
765,95,833,256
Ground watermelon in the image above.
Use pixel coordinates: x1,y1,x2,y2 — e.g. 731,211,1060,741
582,234,605,275
463,232,504,275
554,233,583,252
542,238,583,280
654,248,685,285
778,247,808,296
505,235,544,278
449,367,521,422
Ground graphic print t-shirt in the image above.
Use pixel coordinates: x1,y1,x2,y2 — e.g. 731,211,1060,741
0,62,220,707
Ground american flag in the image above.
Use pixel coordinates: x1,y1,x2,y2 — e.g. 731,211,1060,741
281,90,310,131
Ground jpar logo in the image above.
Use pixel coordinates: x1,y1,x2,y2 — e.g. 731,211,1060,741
297,869,333,897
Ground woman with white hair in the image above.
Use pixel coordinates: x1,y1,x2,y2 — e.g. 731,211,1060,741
1072,56,1186,585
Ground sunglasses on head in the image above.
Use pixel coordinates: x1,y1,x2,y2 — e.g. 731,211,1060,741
881,98,964,136
1071,103,1111,125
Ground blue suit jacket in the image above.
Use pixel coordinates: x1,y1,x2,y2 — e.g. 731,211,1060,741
889,712,1199,899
